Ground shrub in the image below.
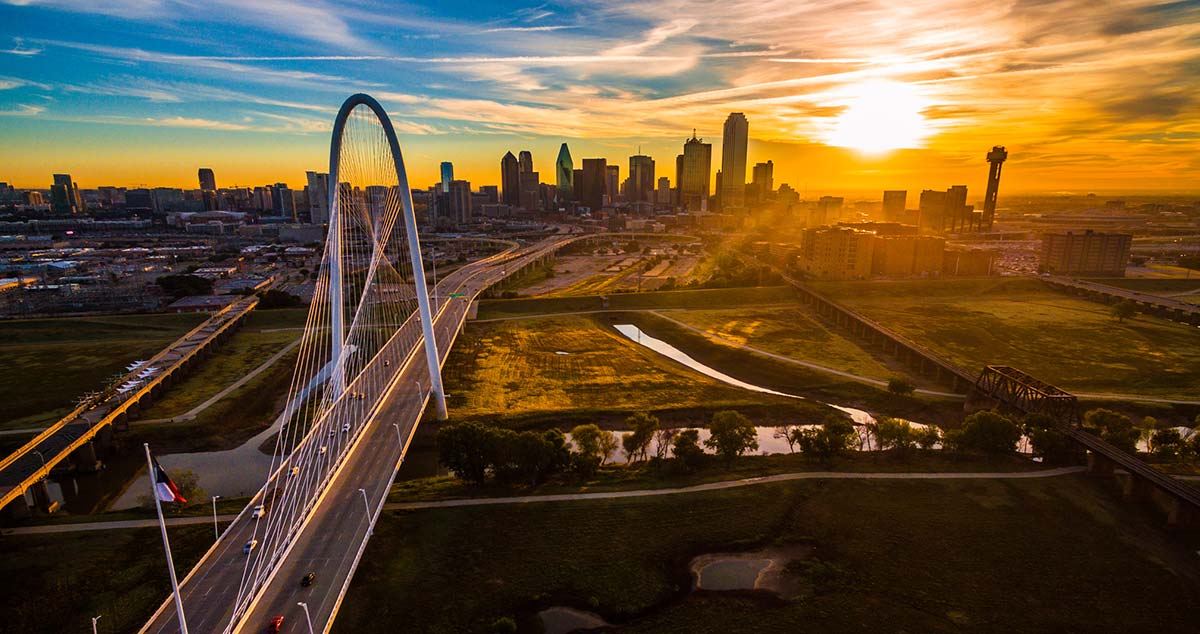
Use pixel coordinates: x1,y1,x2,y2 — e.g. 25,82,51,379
948,411,1021,456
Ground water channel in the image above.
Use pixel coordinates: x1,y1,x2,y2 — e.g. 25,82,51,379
49,322,933,512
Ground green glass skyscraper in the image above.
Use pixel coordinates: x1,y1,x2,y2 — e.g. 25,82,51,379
556,143,573,201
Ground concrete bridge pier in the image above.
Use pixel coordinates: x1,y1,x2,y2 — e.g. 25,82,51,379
1086,451,1117,477
70,441,102,473
30,479,58,514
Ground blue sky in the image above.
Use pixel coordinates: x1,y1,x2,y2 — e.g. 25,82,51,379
1,0,1198,193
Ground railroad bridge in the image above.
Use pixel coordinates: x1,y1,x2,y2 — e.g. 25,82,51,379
970,365,1200,528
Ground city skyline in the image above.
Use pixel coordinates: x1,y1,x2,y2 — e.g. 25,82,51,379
0,1,1197,192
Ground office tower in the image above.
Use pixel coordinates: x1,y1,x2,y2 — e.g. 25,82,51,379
518,150,533,175
480,185,499,205
628,154,655,203
1040,230,1131,277
882,190,907,222
440,162,454,193
556,143,574,201
918,189,947,233
198,167,217,191
125,188,154,212
447,179,472,225
579,158,607,210
813,196,843,226
983,146,1007,230
944,185,969,232
51,173,80,214
306,171,330,224
501,151,520,206
720,112,749,210
272,183,296,220
751,160,773,197
656,176,671,205
573,168,583,196
605,165,620,203
679,131,712,211
520,170,541,211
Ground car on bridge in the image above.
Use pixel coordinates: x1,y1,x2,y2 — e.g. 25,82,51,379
244,539,258,555
251,504,266,519
301,572,316,587
267,615,284,633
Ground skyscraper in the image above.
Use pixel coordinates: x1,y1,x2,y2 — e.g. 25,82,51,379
918,189,947,233
440,162,454,193
198,168,216,191
751,160,773,201
944,185,969,232
882,190,907,222
272,183,296,220
720,112,749,210
520,170,541,211
628,154,655,203
656,176,671,205
447,179,472,225
605,165,620,204
518,150,533,175
555,143,574,201
501,151,520,206
579,158,607,210
51,173,80,214
306,171,330,225
679,131,712,211
983,146,1007,230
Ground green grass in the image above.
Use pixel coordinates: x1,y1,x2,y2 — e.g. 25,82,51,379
338,475,1200,634
660,306,898,382
442,313,831,429
1085,278,1200,294
475,286,799,320
811,278,1200,399
388,451,1043,503
136,309,305,420
0,313,206,430
0,525,214,634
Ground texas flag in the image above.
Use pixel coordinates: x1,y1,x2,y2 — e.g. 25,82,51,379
151,455,187,504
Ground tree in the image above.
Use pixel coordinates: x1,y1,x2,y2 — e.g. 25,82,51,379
156,274,212,299
1139,416,1160,453
257,288,303,309
436,422,493,484
1111,300,1137,323
672,429,705,471
948,411,1021,456
570,424,616,475
653,428,678,461
1150,428,1185,460
774,423,802,454
797,414,857,465
887,377,916,397
704,411,759,465
1083,408,1140,453
621,412,659,463
1023,413,1082,464
915,424,941,450
874,416,916,452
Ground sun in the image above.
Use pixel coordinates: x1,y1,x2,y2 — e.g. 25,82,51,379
825,80,932,154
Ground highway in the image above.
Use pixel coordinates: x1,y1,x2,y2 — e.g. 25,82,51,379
142,232,574,634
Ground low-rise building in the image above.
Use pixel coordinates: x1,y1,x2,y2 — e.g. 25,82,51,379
1039,230,1131,277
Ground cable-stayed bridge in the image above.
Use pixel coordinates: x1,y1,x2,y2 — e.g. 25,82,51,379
141,94,573,634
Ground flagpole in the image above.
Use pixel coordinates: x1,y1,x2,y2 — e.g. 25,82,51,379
144,443,190,634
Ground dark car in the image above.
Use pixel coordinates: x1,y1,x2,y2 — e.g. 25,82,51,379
267,616,284,633
301,572,316,587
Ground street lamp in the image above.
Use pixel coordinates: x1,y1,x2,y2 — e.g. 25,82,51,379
357,488,372,536
297,602,314,634
91,615,101,634
391,423,403,445
210,495,221,541
32,450,46,470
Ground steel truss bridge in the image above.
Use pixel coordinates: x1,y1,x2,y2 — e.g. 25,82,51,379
139,94,574,633
971,365,1200,527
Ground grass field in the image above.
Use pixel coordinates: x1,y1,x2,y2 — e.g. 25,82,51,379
338,475,1200,633
441,313,831,429
474,286,799,320
136,308,306,420
0,525,213,634
811,278,1200,399
0,312,206,430
660,306,898,382
1086,278,1200,294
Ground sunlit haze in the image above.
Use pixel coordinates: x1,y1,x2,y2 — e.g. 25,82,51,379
0,0,1197,192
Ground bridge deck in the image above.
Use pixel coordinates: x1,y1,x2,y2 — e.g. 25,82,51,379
0,297,259,510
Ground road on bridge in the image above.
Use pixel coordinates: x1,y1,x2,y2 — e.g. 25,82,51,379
142,233,572,634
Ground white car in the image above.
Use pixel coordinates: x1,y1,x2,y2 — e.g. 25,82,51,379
342,423,351,433
251,504,265,519
319,446,327,455
244,539,258,554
